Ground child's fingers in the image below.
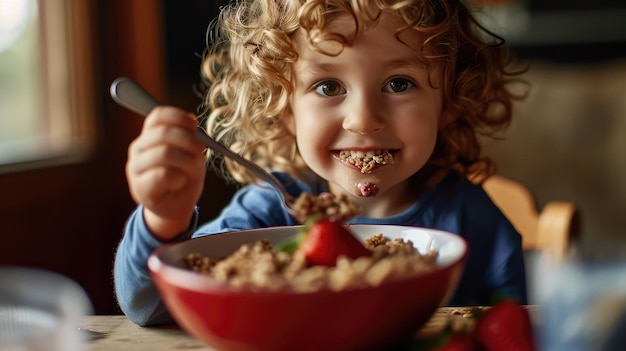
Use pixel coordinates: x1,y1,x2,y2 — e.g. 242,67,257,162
126,105,207,210
130,105,206,159
127,148,206,209
127,142,205,184
143,106,199,132
133,123,206,157
141,167,188,196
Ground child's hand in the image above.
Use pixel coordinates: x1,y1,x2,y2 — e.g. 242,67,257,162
126,106,207,241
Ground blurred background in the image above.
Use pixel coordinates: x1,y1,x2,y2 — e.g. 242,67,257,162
0,0,624,314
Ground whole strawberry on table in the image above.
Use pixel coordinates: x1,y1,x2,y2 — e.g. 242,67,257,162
413,300,537,351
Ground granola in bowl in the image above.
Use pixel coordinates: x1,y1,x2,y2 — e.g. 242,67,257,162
184,233,438,293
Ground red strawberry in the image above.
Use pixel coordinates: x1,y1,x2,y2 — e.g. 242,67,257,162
432,333,476,351
297,217,371,266
474,300,535,351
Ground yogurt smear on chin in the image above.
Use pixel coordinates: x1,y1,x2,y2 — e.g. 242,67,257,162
357,182,379,197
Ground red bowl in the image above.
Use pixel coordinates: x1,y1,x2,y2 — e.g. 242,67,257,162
148,225,467,351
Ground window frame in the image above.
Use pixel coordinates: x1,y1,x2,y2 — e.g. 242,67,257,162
0,0,98,174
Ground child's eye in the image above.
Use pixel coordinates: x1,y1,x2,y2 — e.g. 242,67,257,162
314,80,346,97
383,77,416,93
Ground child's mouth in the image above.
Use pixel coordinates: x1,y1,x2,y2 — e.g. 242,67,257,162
336,149,395,173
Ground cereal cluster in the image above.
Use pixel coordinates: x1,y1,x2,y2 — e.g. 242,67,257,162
291,192,362,222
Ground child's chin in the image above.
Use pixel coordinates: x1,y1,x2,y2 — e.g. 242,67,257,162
356,181,380,197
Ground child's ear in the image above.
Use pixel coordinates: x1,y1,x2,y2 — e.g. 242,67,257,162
282,107,297,135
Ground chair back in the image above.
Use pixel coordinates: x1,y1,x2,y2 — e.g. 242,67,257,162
482,175,579,262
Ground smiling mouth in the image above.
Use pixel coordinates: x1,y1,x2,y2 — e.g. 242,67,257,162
337,149,395,173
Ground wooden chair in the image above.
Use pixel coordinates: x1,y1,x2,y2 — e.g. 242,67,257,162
481,175,580,262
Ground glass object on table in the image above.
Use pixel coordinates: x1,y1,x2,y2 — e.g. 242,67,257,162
0,266,92,351
534,239,626,351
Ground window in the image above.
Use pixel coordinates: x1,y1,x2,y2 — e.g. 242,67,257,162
0,0,96,173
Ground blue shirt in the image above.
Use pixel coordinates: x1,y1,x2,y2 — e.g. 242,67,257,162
114,172,527,326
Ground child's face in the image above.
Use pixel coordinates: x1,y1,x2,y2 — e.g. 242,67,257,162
288,12,444,209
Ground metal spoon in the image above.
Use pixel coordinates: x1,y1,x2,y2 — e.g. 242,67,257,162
109,77,298,216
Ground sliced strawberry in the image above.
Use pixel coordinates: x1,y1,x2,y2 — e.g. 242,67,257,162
474,300,535,351
297,216,371,267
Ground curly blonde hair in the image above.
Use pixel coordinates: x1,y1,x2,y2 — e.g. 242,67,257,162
198,0,527,186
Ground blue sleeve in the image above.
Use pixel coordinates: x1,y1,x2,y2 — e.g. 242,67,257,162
439,184,528,306
462,213,528,305
114,206,197,326
194,182,298,237
484,212,527,302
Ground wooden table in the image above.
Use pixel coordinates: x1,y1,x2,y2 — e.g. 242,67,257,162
80,315,212,350
80,306,540,350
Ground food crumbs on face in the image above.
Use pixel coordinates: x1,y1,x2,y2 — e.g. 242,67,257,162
339,150,394,174
357,182,379,197
184,233,438,293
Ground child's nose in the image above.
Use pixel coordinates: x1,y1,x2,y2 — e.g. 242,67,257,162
342,95,385,135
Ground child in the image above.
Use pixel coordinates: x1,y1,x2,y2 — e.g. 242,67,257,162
115,0,528,326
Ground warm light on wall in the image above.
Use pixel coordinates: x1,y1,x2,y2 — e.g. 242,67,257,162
0,0,32,53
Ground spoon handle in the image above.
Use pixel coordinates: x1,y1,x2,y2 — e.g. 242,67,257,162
110,77,294,204
110,77,159,116
110,78,227,153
